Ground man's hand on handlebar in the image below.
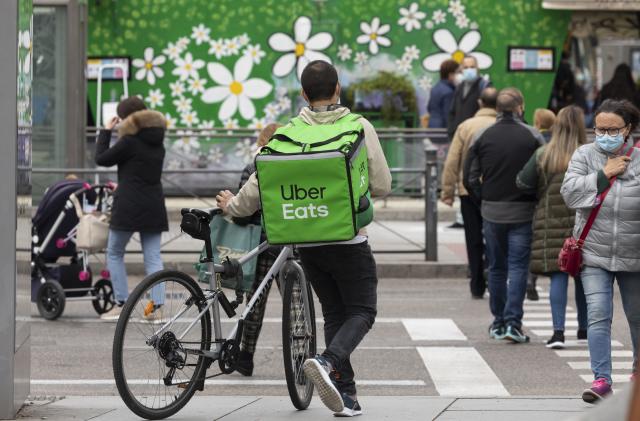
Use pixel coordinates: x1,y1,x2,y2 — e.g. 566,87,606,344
216,190,235,213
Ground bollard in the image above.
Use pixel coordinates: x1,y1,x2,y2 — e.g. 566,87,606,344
424,145,438,261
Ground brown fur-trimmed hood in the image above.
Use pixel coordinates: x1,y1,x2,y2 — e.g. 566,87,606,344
118,109,166,138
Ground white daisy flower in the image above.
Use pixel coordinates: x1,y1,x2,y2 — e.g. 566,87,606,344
180,110,199,127
169,81,186,97
201,55,273,121
208,39,228,60
20,29,32,75
199,120,216,140
470,21,479,30
166,158,183,170
132,47,166,85
235,138,258,164
191,24,210,45
418,75,433,91
173,53,205,81
337,44,353,61
165,113,177,129
354,51,369,66
422,29,493,71
425,20,434,30
404,45,421,62
398,2,426,32
278,96,292,111
187,76,206,95
395,57,412,74
263,103,281,120
432,10,447,25
163,42,183,61
238,33,250,46
173,130,200,155
177,37,190,49
146,89,165,108
268,16,333,80
223,118,239,130
173,97,192,114
357,17,391,55
244,44,266,64
250,117,268,131
208,146,224,164
448,0,465,17
225,38,241,56
456,15,470,29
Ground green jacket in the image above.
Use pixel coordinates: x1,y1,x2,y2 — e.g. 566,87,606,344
516,146,575,275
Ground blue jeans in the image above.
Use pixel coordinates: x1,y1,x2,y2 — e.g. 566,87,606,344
483,220,532,329
549,272,588,331
107,229,164,305
581,266,640,384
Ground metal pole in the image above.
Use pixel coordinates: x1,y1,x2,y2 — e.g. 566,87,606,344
424,144,438,261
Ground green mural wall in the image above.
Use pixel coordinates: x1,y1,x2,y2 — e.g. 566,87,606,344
88,0,570,165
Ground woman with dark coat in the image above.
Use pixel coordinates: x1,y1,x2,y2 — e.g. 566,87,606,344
95,96,168,321
516,106,589,349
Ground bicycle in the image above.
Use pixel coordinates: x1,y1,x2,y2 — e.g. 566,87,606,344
112,208,317,420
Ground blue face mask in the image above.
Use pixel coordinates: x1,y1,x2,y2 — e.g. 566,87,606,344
462,68,478,81
595,133,625,152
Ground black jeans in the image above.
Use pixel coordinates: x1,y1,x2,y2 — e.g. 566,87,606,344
298,241,378,396
460,196,486,296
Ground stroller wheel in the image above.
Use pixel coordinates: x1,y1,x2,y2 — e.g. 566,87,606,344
92,279,115,315
36,280,66,320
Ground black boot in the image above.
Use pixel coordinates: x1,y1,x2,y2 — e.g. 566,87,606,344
526,274,539,301
236,350,254,377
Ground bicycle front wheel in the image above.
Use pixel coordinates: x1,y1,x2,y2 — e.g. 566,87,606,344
282,260,316,410
112,270,212,420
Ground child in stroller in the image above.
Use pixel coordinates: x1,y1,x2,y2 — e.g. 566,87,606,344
31,178,116,320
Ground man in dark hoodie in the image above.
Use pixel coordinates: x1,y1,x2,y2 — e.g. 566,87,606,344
463,88,544,344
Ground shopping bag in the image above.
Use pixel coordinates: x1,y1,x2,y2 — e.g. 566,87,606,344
195,214,261,292
76,213,109,252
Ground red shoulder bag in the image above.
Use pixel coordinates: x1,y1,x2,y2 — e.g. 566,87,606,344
558,146,633,276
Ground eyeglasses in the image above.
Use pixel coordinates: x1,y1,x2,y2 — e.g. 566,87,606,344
594,126,627,136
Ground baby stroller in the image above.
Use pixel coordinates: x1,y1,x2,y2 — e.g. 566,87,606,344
31,179,116,320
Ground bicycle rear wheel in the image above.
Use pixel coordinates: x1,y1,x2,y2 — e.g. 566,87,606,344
112,270,211,420
282,260,316,410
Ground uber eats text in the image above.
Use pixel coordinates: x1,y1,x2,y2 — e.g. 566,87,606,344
280,184,329,220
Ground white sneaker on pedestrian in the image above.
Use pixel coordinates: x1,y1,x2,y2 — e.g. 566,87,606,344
303,355,344,413
100,305,123,321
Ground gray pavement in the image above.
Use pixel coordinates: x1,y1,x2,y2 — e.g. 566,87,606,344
22,275,637,420
15,395,592,421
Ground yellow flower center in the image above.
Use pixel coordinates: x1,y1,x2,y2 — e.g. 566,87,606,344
185,63,192,71
452,50,465,63
229,81,243,95
295,43,305,57
370,33,378,40
145,62,153,70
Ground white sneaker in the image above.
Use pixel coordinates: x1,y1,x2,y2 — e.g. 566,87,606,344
100,305,123,321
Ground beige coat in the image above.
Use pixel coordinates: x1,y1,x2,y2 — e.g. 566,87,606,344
441,108,497,200
227,107,392,230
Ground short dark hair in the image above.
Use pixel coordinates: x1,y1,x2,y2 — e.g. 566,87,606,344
300,60,338,102
496,87,524,113
439,59,459,80
595,99,640,133
117,96,147,119
479,87,498,109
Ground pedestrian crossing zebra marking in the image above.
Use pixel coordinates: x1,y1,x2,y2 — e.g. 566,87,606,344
416,347,509,397
524,320,579,327
525,312,578,319
568,361,633,370
402,318,467,341
580,374,630,383
555,350,633,358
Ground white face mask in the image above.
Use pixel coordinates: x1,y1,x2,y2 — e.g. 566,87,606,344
454,73,464,86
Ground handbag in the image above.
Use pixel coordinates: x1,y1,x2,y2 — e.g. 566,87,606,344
558,146,633,276
195,214,261,292
70,194,110,252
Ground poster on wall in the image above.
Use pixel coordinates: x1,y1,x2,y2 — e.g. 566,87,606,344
86,56,131,80
508,46,555,72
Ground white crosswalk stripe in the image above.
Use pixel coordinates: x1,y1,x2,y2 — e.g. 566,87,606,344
580,374,631,383
402,318,467,341
556,350,633,358
568,361,633,370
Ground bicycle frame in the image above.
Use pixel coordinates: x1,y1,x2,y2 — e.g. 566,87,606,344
148,240,313,363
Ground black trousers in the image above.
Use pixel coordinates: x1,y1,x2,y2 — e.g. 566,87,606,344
460,196,486,296
298,241,378,396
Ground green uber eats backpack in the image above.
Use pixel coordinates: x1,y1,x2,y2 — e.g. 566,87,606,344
255,113,373,245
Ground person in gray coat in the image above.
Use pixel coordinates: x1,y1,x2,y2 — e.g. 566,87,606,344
560,99,640,404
